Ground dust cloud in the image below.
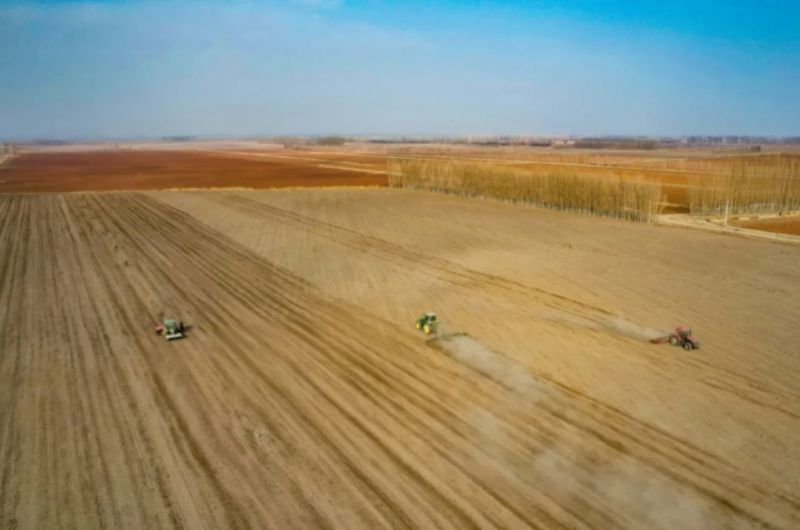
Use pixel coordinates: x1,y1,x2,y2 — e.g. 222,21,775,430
439,333,735,529
529,448,732,530
436,333,542,403
539,310,670,343
602,315,668,342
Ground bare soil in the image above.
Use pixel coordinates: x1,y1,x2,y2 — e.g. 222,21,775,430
0,150,387,192
12,143,788,214
1,188,798,529
731,215,800,236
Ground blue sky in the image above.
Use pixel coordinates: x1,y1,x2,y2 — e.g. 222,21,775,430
1,0,798,139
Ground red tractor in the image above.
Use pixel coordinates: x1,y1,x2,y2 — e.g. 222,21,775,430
651,325,700,350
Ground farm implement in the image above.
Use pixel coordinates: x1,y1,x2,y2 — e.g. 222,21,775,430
416,312,439,335
155,319,186,341
651,325,700,350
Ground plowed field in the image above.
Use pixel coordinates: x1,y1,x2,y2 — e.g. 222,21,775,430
0,150,387,192
1,189,798,529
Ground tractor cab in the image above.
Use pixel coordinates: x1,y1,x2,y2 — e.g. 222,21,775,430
670,325,699,350
416,312,439,335
155,319,186,341
651,325,701,351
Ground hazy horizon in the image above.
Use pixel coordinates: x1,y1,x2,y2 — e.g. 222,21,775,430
2,0,799,140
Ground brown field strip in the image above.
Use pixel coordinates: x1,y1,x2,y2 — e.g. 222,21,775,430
0,150,387,193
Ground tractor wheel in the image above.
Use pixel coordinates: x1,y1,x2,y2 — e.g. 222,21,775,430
693,341,700,350
683,342,693,351
423,324,431,334
669,336,678,346
416,322,421,330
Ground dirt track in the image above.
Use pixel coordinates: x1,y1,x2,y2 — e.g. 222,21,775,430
1,190,799,529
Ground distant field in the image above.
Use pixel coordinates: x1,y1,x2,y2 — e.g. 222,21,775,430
374,146,800,217
3,144,799,223
0,150,388,192
732,215,800,235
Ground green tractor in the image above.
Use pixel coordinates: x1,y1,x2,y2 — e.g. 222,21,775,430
155,319,186,341
415,312,439,335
